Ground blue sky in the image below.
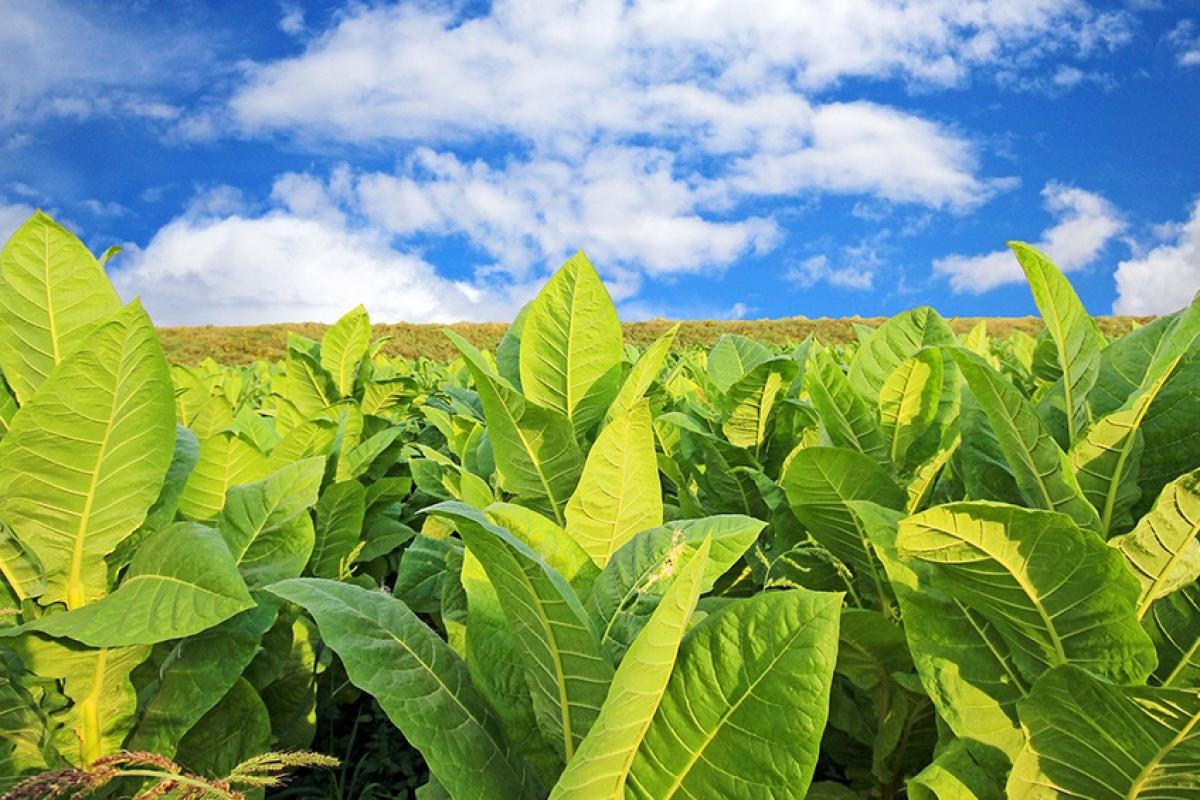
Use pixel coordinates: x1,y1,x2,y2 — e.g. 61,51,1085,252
1,0,1198,325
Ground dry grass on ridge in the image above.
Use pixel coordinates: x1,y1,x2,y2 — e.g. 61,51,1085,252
157,316,1150,365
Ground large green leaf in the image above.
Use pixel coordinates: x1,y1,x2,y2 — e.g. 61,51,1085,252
806,350,888,465
218,457,324,588
627,588,841,798
431,502,613,762
267,578,541,800
587,516,764,663
448,330,582,524
284,348,338,418
0,302,175,608
497,301,531,391
14,637,149,765
854,502,1026,769
1071,293,1200,534
175,676,270,779
878,349,943,471
1145,583,1200,687
486,502,600,595
1008,664,1200,798
7,523,252,647
565,401,662,566
549,537,710,799
897,501,1155,684
1008,242,1105,445
308,480,366,578
0,520,44,606
950,349,1101,532
720,357,798,452
178,432,271,521
519,251,623,437
608,324,677,421
321,304,371,397
1112,468,1200,618
0,211,121,403
127,601,278,757
706,334,771,394
848,306,957,402
780,446,904,599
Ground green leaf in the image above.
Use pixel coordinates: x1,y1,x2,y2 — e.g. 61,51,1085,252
806,351,889,465
853,502,1026,769
879,349,944,471
608,324,677,421
627,588,841,798
497,301,531,391
950,349,1101,533
1145,583,1200,687
218,457,324,588
848,306,957,403
1071,293,1200,534
1008,242,1105,445
13,637,149,765
127,601,278,756
266,578,541,800
284,348,338,418
321,304,371,396
1008,664,1200,799
175,676,270,778
485,502,600,596
897,501,1155,684
780,446,904,597
1112,468,1200,618
586,515,762,664
519,251,623,437
140,425,201,538
549,537,710,799
0,302,175,608
178,432,271,521
447,329,582,524
7,523,253,647
0,211,122,403
308,480,366,578
720,357,798,451
706,334,771,394
0,519,44,605
565,401,663,566
430,502,613,762
908,739,1005,800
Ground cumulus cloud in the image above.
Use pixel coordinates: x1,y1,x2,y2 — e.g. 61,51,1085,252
933,182,1124,293
1113,201,1200,315
0,200,36,243
1168,21,1200,67
0,0,207,130
111,194,529,326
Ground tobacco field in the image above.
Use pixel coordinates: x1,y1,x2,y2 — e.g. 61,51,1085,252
3,209,1200,799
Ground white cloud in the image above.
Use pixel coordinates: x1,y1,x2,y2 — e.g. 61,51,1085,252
112,201,528,326
1168,21,1200,67
1113,200,1200,315
933,182,1124,292
787,254,878,291
0,0,207,130
353,147,780,281
0,200,36,243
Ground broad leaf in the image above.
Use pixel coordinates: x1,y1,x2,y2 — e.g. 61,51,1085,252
627,588,841,798
267,578,541,800
848,306,957,402
950,349,1101,532
897,501,1155,684
0,211,121,403
549,537,710,799
565,401,663,566
0,302,175,608
308,480,366,578
321,304,371,396
1008,664,1200,799
1008,242,1104,445
519,252,623,437
608,324,677,421
806,351,888,465
706,334,771,393
8,523,252,647
879,349,943,471
178,432,271,521
1112,468,1200,617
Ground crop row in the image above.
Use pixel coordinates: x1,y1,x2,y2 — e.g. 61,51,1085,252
1,210,1199,798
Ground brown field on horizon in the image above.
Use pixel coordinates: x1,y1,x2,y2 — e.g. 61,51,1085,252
157,315,1150,364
